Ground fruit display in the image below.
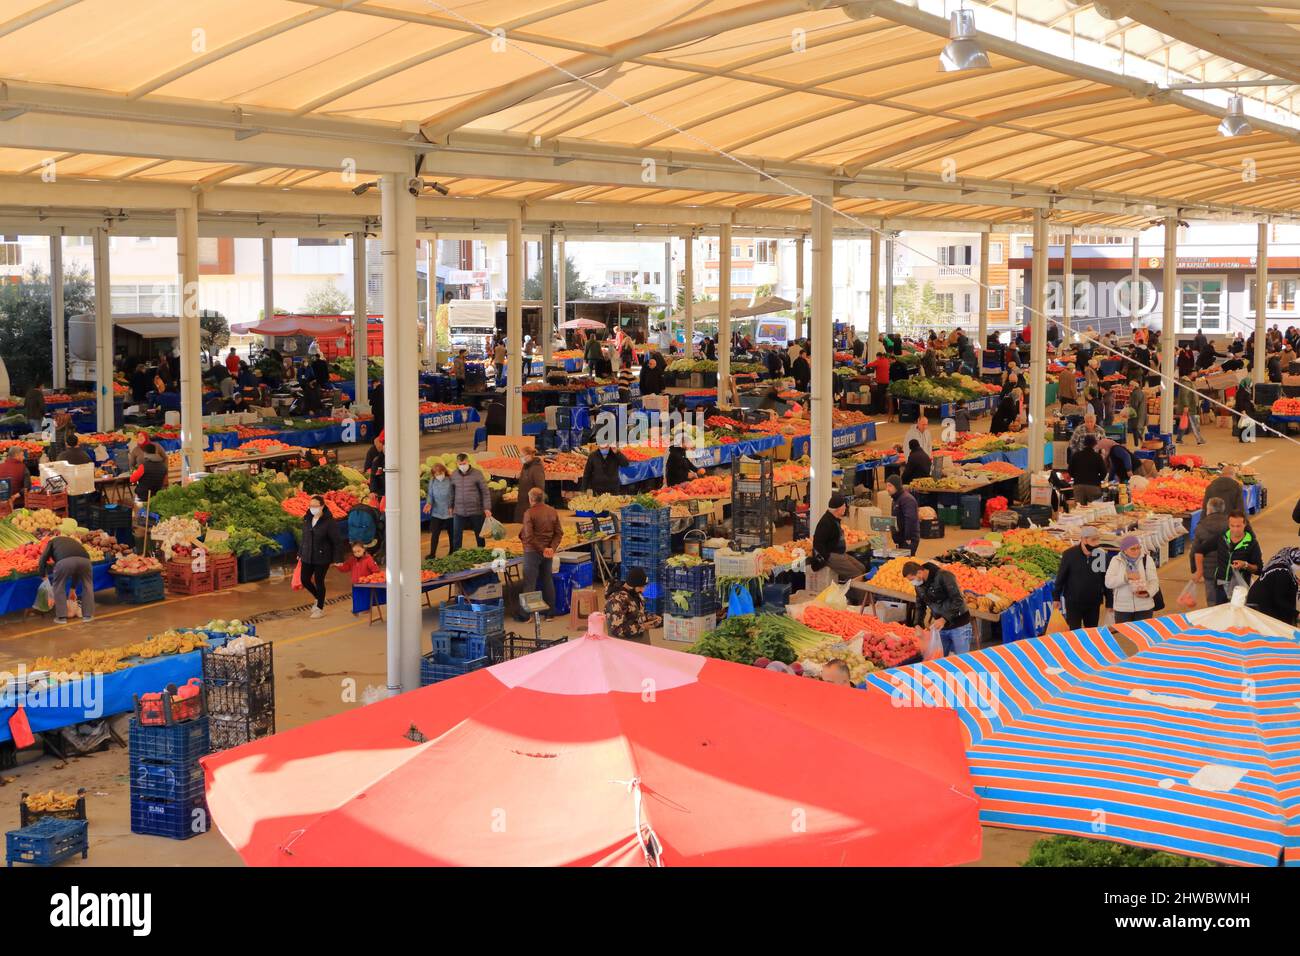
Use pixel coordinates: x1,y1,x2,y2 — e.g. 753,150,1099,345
568,492,634,513
654,475,731,502
1272,398,1300,416
620,446,666,462
477,452,587,478
31,629,208,681
1130,473,1210,514
7,509,62,535
418,401,471,415
238,439,300,454
111,554,164,575
997,528,1070,554
23,790,79,812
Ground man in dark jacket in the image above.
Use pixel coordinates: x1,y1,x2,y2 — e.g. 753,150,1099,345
1053,526,1108,629
1201,465,1244,517
639,351,666,395
903,560,972,656
811,494,866,581
23,381,45,434
37,535,93,624
791,348,811,391
581,444,628,495
514,447,547,523
900,439,931,485
1191,496,1230,606
886,474,919,556
1067,435,1107,505
1212,510,1262,605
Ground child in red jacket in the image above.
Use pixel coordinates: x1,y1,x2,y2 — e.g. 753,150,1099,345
336,542,380,583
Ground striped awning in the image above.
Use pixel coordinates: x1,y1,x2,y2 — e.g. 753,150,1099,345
863,616,1300,867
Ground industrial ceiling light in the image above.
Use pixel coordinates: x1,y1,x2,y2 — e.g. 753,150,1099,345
1218,95,1252,137
939,8,990,72
351,181,378,196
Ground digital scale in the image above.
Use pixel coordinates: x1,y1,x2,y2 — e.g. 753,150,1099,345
519,590,551,643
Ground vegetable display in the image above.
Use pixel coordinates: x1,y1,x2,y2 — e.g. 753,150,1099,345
421,547,498,575
687,614,827,665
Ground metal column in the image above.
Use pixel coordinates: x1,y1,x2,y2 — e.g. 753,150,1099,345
91,228,113,433
663,239,673,346
506,215,524,435
1255,223,1268,379
684,234,694,352
49,235,66,390
175,205,204,479
1130,236,1141,327
1062,231,1073,342
1161,217,1177,434
557,236,567,350
351,231,369,412
977,232,990,358
794,234,805,342
1028,210,1048,472
542,229,554,371
810,197,834,526
380,172,421,695
717,222,732,406
884,234,896,336
867,229,880,361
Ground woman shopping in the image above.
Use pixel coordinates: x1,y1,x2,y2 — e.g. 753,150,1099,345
300,494,345,619
1104,535,1160,623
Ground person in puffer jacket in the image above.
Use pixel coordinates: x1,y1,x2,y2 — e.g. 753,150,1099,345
902,560,972,656
448,453,492,551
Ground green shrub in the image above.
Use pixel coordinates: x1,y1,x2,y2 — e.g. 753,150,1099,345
1023,835,1216,867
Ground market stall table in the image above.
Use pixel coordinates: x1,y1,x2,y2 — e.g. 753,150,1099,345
788,421,878,458
352,557,523,625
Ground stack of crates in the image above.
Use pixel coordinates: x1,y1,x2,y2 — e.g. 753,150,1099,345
730,456,774,550
421,596,503,685
662,559,718,644
203,642,275,752
553,553,594,616
129,710,210,840
619,502,671,613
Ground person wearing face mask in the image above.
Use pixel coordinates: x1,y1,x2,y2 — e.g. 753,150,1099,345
515,446,547,523
901,560,972,656
581,443,628,495
300,494,345,618
425,462,454,558
448,453,492,551
1053,527,1109,629
363,436,385,499
1104,535,1160,623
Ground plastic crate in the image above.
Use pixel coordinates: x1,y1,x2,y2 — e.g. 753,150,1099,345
663,562,715,593
165,559,214,596
129,757,205,800
714,549,761,578
663,614,716,644
662,587,717,617
130,793,208,840
113,570,165,604
762,580,792,608
200,623,255,650
209,713,275,752
919,517,945,539
6,818,88,866
430,630,488,660
19,789,86,828
236,550,271,582
485,633,567,664
420,652,489,686
133,681,206,726
210,553,237,590
89,502,132,529
206,679,274,718
619,503,671,532
437,597,505,636
25,490,68,515
203,642,273,685
128,716,210,764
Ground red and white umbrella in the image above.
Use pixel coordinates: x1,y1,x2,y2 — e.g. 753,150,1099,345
203,632,980,866
560,318,608,330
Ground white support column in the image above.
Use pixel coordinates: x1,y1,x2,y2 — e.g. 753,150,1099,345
423,235,437,365
1255,223,1268,379
351,231,369,412
506,214,524,435
261,236,275,325
557,236,567,350
1161,216,1177,435
541,229,554,370
717,222,732,406
885,234,896,335
1062,231,1074,342
810,197,834,526
380,172,422,695
91,228,113,433
684,234,694,353
1028,210,1048,472
50,235,65,390
663,239,673,348
794,234,805,343
977,232,990,359
867,229,881,361
175,204,204,479
1131,236,1141,329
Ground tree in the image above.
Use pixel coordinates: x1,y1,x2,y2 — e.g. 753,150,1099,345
199,310,230,355
675,285,710,310
0,265,94,396
301,282,352,315
524,256,589,306
892,277,944,331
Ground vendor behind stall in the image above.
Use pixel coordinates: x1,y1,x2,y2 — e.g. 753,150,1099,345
665,444,704,486
0,446,29,506
130,443,168,501
810,494,866,582
581,443,628,494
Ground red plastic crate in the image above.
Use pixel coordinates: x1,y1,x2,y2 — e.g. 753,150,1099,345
164,560,213,596
209,553,237,591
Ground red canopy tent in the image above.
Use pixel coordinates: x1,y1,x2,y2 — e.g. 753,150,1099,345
202,633,980,866
241,314,383,359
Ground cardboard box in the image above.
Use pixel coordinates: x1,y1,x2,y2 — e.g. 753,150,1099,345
875,489,894,513
1052,440,1070,466
875,600,909,623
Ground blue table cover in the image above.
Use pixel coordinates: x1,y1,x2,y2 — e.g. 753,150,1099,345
789,421,878,458
688,433,784,468
0,562,114,616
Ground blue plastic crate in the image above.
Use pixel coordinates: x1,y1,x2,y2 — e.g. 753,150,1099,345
130,793,208,840
555,558,593,588
6,818,88,866
664,562,715,593
619,503,671,531
200,623,256,650
762,580,792,608
419,652,489,686
661,588,717,617
437,597,505,636
237,551,270,583
430,629,488,660
129,716,209,764
113,571,165,604
129,758,205,800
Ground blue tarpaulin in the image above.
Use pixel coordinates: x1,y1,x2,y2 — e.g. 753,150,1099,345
789,421,878,458
0,562,114,616
419,407,480,432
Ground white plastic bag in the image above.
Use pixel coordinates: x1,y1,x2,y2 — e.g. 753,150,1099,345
923,624,945,661
482,514,506,540
1176,579,1198,609
814,582,850,611
32,578,53,614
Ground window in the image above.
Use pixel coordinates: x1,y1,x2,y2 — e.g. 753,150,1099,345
1014,287,1024,308
0,243,21,267
989,288,1006,311
1249,278,1299,314
731,268,753,285
988,242,1003,265
606,270,636,286
731,245,740,259
962,292,973,313
111,283,178,315
939,245,973,266
653,272,661,285
756,240,776,264
935,293,955,312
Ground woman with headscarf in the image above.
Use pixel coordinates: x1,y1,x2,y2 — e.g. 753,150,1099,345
989,387,1022,434
1233,378,1261,442
1246,546,1300,626
664,444,703,486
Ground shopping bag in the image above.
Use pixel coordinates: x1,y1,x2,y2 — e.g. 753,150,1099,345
1178,411,1190,432
1045,606,1069,634
32,577,53,614
726,583,756,618
291,559,304,591
923,625,944,660
482,514,507,540
814,582,850,611
65,592,81,620
1229,568,1248,600
1176,579,1198,609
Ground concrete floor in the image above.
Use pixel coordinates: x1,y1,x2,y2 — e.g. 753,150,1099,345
2,413,1293,867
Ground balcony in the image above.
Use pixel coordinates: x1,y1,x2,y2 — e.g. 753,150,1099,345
938,265,972,277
